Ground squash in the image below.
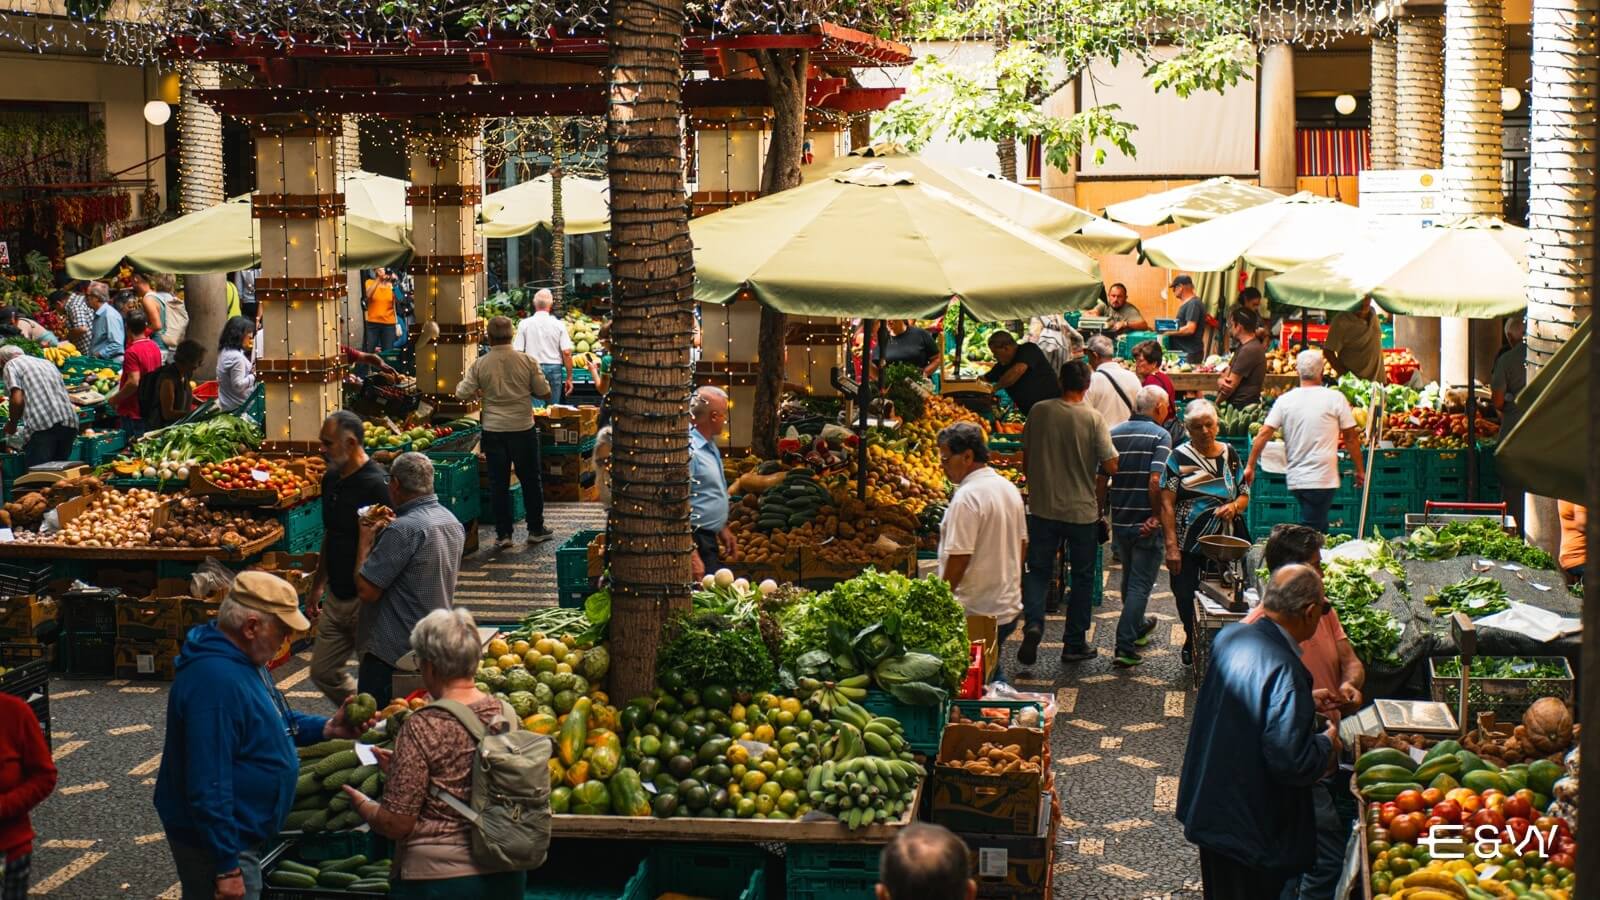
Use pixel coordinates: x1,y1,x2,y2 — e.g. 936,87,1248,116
1523,697,1574,754
587,728,623,779
608,768,652,817
548,757,566,785
570,779,611,815
524,713,560,735
558,697,591,765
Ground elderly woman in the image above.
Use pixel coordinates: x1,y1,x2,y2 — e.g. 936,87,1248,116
1159,398,1249,667
343,608,526,898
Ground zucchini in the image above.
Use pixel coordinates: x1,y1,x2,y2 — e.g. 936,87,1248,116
266,870,317,889
320,854,368,874
294,773,322,797
318,870,362,888
292,793,325,811
349,881,391,893
273,860,322,878
283,810,319,831
313,750,361,777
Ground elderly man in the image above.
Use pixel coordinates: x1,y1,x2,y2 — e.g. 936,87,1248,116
86,281,125,362
1084,333,1143,429
64,284,95,348
0,345,78,466
513,288,574,404
155,572,365,900
1020,359,1119,666
1244,349,1365,534
689,386,735,578
355,452,466,706
1323,296,1384,382
981,330,1059,416
457,315,554,548
936,422,1026,680
1177,564,1340,898
1107,385,1171,668
308,411,392,705
876,823,977,900
1244,524,1365,900
1162,274,1207,365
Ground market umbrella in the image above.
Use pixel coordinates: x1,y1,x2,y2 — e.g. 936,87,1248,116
1262,217,1529,318
1137,193,1377,273
64,196,413,279
1101,176,1284,227
339,170,411,227
803,145,1141,255
694,162,1105,320
1494,317,1589,504
481,173,609,239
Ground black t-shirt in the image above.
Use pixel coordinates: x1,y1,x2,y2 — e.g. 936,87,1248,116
1226,338,1267,407
1169,297,1207,363
984,342,1061,414
876,325,938,369
321,458,392,600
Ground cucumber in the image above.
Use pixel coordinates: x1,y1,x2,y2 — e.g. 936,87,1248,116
295,773,322,797
313,750,361,777
349,881,391,893
298,739,355,759
318,870,362,888
327,810,365,831
266,870,317,889
273,860,322,878
320,854,369,874
292,793,325,811
329,793,351,813
283,810,319,831
1354,748,1417,775
356,865,391,878
358,771,382,795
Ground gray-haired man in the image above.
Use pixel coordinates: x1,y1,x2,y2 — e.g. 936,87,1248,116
355,452,465,706
936,422,1026,681
689,386,735,578
513,288,574,404
1107,385,1172,667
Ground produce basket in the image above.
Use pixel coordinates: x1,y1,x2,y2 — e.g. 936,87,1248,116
862,688,950,756
70,430,126,466
786,842,881,900
557,528,604,608
1427,656,1575,721
0,561,53,596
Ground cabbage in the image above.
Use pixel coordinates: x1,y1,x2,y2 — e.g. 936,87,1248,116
507,690,537,718
505,667,537,693
874,652,945,686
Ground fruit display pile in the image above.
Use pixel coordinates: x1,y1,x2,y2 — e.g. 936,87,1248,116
565,310,603,370
285,694,396,834
132,414,262,464
1216,400,1270,438
150,497,279,550
197,455,319,506
1384,407,1500,447
361,420,409,451
109,453,196,483
39,343,81,366
754,467,828,532
12,487,163,548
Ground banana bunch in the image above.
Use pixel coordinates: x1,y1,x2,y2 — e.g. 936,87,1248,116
43,344,78,366
805,732,924,830
796,674,869,713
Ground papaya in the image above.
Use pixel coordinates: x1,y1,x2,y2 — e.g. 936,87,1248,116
1360,782,1424,802
1357,765,1420,788
1455,750,1490,775
1413,755,1462,783
549,757,567,785
1423,740,1462,762
608,768,652,817
590,704,620,733
1428,773,1460,793
1355,748,1417,775
1528,759,1563,795
1462,769,1507,793
559,698,591,766
550,786,572,814
525,713,559,735
1499,768,1528,792
570,779,611,815
587,729,623,780
565,759,591,787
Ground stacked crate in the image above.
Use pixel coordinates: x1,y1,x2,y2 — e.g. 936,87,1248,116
537,406,601,503
114,580,191,680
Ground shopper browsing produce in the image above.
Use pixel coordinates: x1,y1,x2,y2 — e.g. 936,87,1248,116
1243,349,1365,533
1084,334,1143,429
1216,306,1267,409
1131,339,1178,425
111,308,163,440
139,339,204,429
1177,564,1340,899
85,280,124,362
688,385,735,578
457,315,554,549
1159,399,1248,667
935,422,1026,681
215,315,258,413
0,345,77,465
154,573,368,900
1020,359,1119,667
362,267,401,353
981,330,1060,415
1107,385,1172,668
1321,296,1384,382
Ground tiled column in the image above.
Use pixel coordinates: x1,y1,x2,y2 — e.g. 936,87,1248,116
408,124,484,418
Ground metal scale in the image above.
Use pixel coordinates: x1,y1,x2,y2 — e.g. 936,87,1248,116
1189,534,1253,688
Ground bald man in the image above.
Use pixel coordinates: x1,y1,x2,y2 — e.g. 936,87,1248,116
513,288,574,404
688,386,735,579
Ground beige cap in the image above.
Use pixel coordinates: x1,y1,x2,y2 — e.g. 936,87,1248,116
230,571,310,632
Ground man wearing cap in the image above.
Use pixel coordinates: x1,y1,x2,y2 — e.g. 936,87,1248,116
457,315,554,549
155,572,368,900
1162,274,1207,365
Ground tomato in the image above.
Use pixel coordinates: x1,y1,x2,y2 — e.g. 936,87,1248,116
1425,815,1448,832
1379,803,1401,826
1432,800,1462,824
1504,817,1532,844
1504,795,1533,821
1547,852,1575,871
1421,787,1444,806
1459,794,1483,815
1470,808,1507,831
1389,816,1421,843
1396,790,1425,813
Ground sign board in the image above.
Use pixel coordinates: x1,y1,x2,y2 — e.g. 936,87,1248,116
1358,169,1445,226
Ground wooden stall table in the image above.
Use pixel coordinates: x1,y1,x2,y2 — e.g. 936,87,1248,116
1190,578,1250,690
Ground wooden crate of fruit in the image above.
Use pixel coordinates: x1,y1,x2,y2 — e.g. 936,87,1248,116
189,457,323,508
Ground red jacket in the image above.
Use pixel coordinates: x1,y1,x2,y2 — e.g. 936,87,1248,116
0,693,55,859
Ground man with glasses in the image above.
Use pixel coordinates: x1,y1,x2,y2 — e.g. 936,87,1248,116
156,573,369,900
689,386,736,578
1177,564,1341,899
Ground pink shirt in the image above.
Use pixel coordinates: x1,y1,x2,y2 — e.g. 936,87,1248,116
117,337,162,419
1242,604,1348,699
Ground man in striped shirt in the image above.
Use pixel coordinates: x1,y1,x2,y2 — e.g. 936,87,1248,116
1107,384,1173,668
0,345,79,466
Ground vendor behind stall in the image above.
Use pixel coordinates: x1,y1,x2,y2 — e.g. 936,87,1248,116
0,345,77,465
1322,297,1384,383
140,340,205,429
1161,275,1207,365
1092,282,1149,336
981,331,1060,415
873,319,940,378
1216,307,1267,409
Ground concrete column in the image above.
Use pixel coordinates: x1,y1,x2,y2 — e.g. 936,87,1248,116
1369,33,1398,170
178,63,227,378
1395,13,1447,382
252,117,344,453
1258,43,1298,195
691,107,771,216
1040,82,1077,202
409,125,484,418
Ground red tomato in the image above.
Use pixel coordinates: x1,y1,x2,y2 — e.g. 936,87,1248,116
1425,815,1448,832
1432,801,1462,824
1470,808,1506,831
1389,816,1422,843
1504,817,1532,844
1458,794,1483,815
1379,803,1401,827
1548,851,1575,871
1396,790,1425,813
1421,787,1444,806
1504,796,1532,821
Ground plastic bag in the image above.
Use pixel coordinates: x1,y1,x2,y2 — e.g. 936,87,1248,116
190,557,236,601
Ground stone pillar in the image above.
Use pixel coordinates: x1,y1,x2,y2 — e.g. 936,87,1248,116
251,117,344,453
179,63,228,378
1395,13,1447,382
1258,43,1298,195
337,116,366,350
1440,0,1507,389
1369,32,1398,170
407,125,484,418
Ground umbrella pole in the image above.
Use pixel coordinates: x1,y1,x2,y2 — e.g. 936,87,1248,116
858,317,875,501
1467,319,1477,504
954,304,966,379
1300,309,1309,351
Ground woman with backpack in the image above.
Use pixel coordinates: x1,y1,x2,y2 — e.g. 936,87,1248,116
342,608,541,898
139,340,205,429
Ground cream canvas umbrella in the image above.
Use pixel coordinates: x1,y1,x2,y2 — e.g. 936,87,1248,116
481,174,608,239
1139,193,1378,273
1102,176,1283,227
803,145,1140,255
339,170,411,227
65,196,412,279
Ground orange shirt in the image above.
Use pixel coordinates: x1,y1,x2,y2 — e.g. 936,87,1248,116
1558,501,1586,572
1242,604,1348,699
364,279,396,325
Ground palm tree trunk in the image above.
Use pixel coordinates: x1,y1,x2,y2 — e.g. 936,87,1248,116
178,63,226,378
749,49,808,459
605,0,696,701
551,128,566,310
1368,31,1397,170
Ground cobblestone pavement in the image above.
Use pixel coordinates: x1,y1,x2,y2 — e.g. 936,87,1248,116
26,518,1206,899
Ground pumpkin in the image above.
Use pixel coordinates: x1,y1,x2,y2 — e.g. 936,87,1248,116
1523,697,1574,754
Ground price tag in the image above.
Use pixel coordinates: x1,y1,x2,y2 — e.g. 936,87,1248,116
251,468,270,483
1502,564,1523,572
1408,746,1428,764
1510,661,1536,674
354,742,378,765
137,653,155,674
977,847,1008,878
0,528,13,543
642,780,658,795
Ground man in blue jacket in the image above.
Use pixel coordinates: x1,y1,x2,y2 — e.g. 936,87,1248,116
1176,564,1341,898
155,572,366,900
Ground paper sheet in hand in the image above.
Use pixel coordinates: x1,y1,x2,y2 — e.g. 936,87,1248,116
1472,601,1582,642
355,742,378,765
1258,442,1288,475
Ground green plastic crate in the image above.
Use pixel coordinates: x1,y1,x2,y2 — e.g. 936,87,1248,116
70,430,126,466
1250,470,1292,502
1369,448,1414,482
621,845,765,900
951,697,1047,727
557,528,603,608
1247,498,1300,533
861,688,949,756
1115,330,1160,358
1365,489,1420,521
786,842,882,900
478,480,526,525
428,451,481,524
271,500,324,554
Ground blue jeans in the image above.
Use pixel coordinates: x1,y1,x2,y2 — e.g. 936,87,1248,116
1112,530,1165,656
992,617,1019,683
541,364,567,406
363,321,395,354
1023,516,1099,653
168,834,263,900
1293,488,1337,533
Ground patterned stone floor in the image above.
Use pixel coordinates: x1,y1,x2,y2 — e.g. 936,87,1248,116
25,513,1206,899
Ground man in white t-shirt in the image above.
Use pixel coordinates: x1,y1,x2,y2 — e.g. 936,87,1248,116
1242,349,1366,533
512,289,575,404
1083,334,1143,430
936,422,1027,682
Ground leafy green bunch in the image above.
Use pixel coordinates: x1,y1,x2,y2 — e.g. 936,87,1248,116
780,569,969,689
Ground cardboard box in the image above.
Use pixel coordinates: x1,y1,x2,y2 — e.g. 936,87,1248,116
543,452,595,479
0,595,56,640
586,532,606,578
116,593,184,642
114,638,179,680
966,614,999,682
537,405,600,444
961,793,1055,898
251,552,321,599
932,723,1048,835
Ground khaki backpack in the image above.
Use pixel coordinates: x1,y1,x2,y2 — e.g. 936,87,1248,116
424,698,552,873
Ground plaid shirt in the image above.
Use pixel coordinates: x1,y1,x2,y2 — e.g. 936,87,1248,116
3,355,77,443
65,294,93,334
356,494,464,666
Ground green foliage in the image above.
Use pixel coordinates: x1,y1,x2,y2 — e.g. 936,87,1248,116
1405,520,1557,570
779,569,969,689
881,362,927,422
0,252,54,316
657,612,776,692
1322,566,1401,667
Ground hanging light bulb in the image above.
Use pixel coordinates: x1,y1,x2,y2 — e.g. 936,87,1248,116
1500,88,1522,112
1334,94,1358,116
143,101,172,126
